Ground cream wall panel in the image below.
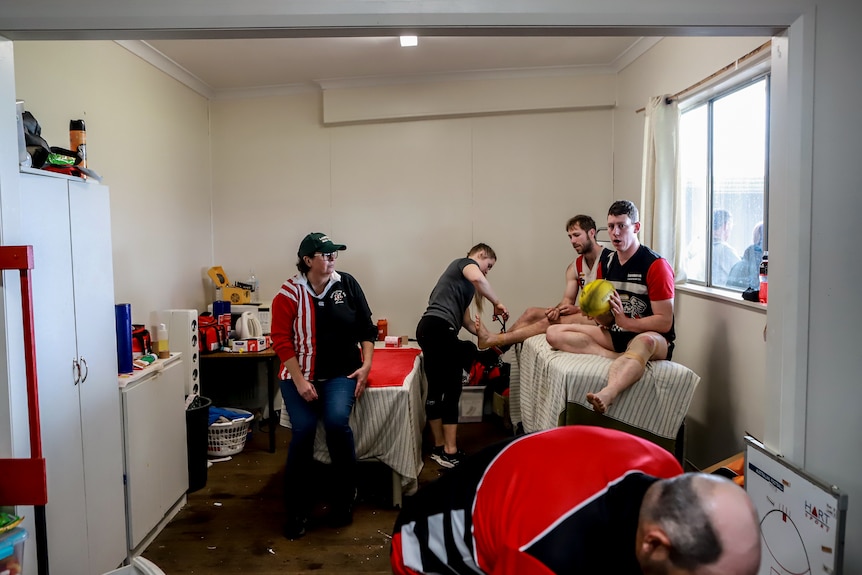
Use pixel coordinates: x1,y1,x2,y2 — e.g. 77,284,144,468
673,293,767,468
14,40,213,321
210,95,613,338
209,93,335,305
330,119,473,337
471,110,614,325
322,74,616,124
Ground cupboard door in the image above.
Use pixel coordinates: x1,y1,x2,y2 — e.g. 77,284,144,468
123,370,163,548
159,358,190,511
123,357,188,550
68,180,127,573
18,174,90,571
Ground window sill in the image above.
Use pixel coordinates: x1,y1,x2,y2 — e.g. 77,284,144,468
676,283,767,313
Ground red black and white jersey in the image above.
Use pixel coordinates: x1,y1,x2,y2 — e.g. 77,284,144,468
271,270,376,381
602,244,676,343
575,247,612,307
391,426,682,575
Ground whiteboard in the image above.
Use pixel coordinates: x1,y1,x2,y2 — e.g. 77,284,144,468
744,436,848,575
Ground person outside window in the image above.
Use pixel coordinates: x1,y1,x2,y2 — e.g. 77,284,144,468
712,209,741,286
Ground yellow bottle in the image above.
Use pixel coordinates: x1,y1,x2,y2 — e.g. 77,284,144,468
156,323,170,359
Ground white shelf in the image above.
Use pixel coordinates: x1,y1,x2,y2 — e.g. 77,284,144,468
118,353,182,388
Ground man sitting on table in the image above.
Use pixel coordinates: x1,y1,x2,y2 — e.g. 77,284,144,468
546,200,675,414
391,426,761,575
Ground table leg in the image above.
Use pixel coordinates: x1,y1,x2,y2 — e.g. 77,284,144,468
268,356,277,453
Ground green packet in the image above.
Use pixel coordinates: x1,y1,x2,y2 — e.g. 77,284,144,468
0,512,23,533
46,152,76,166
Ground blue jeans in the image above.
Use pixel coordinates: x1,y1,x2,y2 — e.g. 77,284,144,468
280,376,357,515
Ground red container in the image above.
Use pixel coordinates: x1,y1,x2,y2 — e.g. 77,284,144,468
377,318,388,341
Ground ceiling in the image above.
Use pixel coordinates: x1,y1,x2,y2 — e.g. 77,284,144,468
138,36,658,98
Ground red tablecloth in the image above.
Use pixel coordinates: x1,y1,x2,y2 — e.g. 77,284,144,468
367,348,421,388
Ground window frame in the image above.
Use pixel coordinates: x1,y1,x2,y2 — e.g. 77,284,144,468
678,63,771,292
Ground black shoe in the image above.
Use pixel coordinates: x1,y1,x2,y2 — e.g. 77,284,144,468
430,445,445,465
283,515,308,539
328,488,357,529
437,449,466,469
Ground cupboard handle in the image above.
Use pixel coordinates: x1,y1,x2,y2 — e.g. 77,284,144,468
79,357,89,383
73,358,81,385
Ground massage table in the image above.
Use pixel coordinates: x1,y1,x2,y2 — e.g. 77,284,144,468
279,346,426,507
511,335,700,462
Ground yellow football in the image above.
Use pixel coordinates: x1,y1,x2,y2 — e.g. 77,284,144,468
579,279,615,318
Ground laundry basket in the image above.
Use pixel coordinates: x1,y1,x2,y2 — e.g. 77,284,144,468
207,408,255,456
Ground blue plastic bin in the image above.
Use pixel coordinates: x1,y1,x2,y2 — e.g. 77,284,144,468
0,527,27,575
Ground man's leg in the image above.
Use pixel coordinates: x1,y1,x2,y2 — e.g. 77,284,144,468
586,332,669,414
476,314,549,349
507,306,549,332
545,323,618,359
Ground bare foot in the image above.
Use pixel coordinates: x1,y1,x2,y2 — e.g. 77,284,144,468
586,389,617,414
475,315,500,349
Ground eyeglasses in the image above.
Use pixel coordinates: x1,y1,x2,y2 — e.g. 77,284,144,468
316,252,338,261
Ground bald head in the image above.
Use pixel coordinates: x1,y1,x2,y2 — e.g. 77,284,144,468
637,473,761,575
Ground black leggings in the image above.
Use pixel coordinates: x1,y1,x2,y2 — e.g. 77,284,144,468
416,315,477,424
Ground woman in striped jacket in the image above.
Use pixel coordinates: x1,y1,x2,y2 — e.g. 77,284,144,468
271,232,377,540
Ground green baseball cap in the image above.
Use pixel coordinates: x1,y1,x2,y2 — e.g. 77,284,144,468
298,232,347,258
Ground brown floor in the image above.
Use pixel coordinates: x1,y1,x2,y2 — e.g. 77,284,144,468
142,415,512,574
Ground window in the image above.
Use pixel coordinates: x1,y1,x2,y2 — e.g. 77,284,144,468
680,74,769,292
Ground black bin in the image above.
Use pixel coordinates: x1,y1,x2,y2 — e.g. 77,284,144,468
186,395,212,493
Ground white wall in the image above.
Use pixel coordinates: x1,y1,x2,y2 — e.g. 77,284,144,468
210,92,614,336
13,41,214,322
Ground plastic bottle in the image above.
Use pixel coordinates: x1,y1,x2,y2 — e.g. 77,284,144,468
69,119,87,168
248,270,260,304
156,323,170,359
758,252,769,304
377,318,388,341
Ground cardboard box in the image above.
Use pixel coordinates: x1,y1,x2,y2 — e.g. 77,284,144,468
384,335,409,348
459,385,486,423
492,391,512,429
231,336,268,353
207,266,251,305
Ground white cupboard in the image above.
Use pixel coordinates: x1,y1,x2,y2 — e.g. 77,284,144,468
19,172,127,575
120,354,188,553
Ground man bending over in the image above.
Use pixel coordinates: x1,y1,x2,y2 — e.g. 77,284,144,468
476,214,611,350
391,426,760,575
546,200,675,413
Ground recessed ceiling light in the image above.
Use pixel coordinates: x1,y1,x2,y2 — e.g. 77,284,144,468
400,36,418,48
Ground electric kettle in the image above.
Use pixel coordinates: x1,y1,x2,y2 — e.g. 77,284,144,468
236,311,263,339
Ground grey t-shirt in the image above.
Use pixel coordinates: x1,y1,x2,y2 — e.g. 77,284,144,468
422,257,478,330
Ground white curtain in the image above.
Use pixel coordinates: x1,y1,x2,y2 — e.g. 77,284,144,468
640,95,685,282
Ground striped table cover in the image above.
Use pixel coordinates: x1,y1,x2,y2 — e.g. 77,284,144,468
280,353,427,490
512,335,700,439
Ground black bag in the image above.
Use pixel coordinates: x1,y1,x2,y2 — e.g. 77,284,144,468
22,111,50,168
742,287,760,302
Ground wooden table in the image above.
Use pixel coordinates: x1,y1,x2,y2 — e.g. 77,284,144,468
199,348,280,453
